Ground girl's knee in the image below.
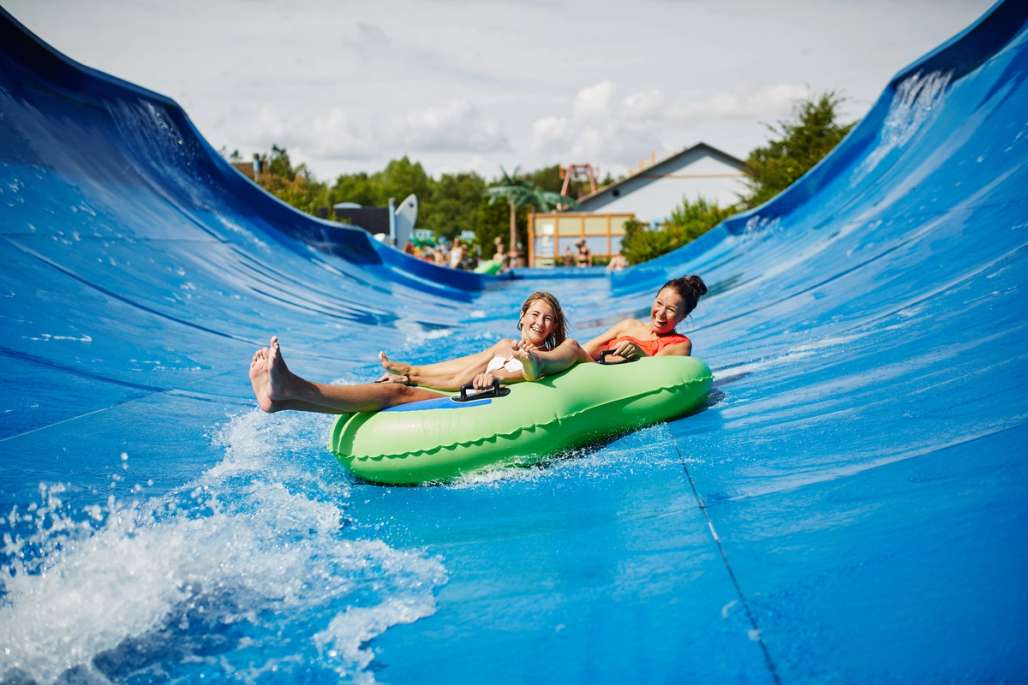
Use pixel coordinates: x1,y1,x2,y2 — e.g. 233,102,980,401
383,383,417,402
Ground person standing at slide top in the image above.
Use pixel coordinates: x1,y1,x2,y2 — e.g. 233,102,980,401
248,292,590,414
582,275,708,363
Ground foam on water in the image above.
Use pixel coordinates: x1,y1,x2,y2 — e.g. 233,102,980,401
0,410,447,683
448,423,684,490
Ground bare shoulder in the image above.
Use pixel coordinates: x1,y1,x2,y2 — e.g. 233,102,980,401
617,318,647,336
492,339,515,355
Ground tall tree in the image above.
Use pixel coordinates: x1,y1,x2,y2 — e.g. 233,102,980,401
743,92,855,208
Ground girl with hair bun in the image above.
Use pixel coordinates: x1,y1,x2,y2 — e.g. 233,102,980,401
582,275,708,362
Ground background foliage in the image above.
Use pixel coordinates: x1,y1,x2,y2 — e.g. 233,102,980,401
620,197,734,266
225,92,853,263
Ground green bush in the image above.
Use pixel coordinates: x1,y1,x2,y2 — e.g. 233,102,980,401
621,197,732,265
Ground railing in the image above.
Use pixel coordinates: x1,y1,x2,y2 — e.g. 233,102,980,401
528,212,635,267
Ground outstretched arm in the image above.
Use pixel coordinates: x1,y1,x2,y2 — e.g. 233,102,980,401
467,338,591,390
515,339,591,380
581,320,630,359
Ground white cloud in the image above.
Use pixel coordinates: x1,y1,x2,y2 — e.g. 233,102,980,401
399,98,508,153
355,21,388,47
573,80,615,121
530,83,671,169
530,116,570,153
673,83,810,122
231,98,509,166
309,109,375,160
526,81,812,173
623,88,666,119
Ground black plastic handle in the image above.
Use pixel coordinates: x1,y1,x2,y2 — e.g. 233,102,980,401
599,349,639,365
457,378,510,402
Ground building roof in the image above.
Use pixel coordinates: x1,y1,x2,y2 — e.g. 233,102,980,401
573,142,746,209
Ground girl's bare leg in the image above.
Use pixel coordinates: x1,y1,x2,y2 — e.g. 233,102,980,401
250,339,442,414
380,349,489,380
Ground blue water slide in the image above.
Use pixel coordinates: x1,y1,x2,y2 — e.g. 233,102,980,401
1,1,1027,683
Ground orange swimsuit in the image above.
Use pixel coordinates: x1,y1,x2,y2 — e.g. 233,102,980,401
605,332,690,356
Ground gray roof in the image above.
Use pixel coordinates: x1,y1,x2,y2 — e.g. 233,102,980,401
573,142,745,210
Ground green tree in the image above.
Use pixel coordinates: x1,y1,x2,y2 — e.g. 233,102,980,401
374,156,433,216
472,197,512,254
743,92,855,208
246,144,331,216
266,144,296,181
330,172,377,207
424,172,488,241
620,196,732,265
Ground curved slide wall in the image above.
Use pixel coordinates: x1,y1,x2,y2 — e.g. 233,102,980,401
2,2,1027,683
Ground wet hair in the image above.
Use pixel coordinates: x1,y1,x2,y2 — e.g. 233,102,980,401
517,291,567,351
659,275,708,318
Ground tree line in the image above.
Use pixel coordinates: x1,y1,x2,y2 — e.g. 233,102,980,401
225,92,853,265
223,147,603,254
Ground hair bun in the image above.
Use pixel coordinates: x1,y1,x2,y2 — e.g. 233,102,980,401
686,275,708,297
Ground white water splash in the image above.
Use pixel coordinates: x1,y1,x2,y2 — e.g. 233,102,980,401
743,215,782,235
25,333,93,343
855,70,952,182
0,411,447,683
448,423,682,489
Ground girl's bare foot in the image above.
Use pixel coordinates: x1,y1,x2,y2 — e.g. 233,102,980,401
249,348,276,412
374,372,412,385
249,337,296,412
379,351,412,377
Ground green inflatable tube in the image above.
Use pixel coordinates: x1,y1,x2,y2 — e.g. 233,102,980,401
473,259,503,274
327,356,712,485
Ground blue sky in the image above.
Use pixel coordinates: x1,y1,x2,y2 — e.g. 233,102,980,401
9,0,992,181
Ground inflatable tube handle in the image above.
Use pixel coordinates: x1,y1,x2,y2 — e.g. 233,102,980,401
458,378,510,402
599,350,639,365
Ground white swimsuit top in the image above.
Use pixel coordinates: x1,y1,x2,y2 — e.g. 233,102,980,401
485,355,524,375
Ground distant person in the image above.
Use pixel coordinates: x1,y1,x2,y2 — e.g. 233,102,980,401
562,245,575,267
492,237,507,268
510,243,526,269
403,241,415,256
433,248,447,266
575,239,591,268
606,251,628,272
449,238,466,269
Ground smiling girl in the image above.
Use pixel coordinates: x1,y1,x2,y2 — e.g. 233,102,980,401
249,291,589,414
582,275,708,363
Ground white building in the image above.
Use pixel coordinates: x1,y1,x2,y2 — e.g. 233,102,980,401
576,143,747,222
